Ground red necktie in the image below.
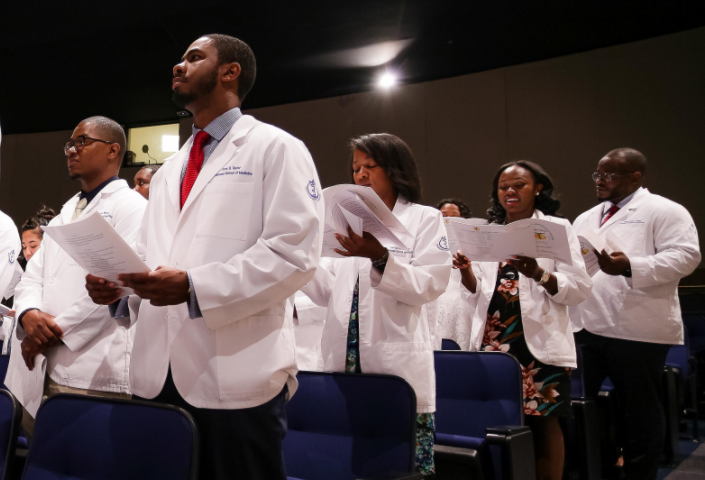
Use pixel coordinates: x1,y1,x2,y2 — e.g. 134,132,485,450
601,205,620,226
181,130,211,209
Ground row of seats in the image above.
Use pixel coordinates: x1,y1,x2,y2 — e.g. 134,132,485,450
0,328,699,480
0,351,529,480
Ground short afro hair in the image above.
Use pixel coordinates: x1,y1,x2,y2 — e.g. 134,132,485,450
203,34,257,102
436,198,472,218
80,116,126,163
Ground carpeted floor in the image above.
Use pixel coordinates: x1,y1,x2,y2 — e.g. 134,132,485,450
658,421,705,480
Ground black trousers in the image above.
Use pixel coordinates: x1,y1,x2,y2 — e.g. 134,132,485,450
136,369,288,480
575,329,670,480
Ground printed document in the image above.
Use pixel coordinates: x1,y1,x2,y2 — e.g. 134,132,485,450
443,217,487,254
446,217,573,265
4,333,46,417
41,212,150,296
577,230,623,276
321,185,411,258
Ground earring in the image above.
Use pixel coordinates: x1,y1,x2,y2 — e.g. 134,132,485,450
535,192,539,196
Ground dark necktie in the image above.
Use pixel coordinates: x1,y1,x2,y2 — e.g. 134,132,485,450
601,205,620,226
181,130,212,209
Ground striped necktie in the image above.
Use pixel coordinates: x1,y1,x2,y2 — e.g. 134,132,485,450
601,205,619,226
72,198,88,221
181,130,212,209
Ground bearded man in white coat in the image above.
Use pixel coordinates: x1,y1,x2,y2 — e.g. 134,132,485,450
86,34,324,480
570,148,700,480
8,116,146,436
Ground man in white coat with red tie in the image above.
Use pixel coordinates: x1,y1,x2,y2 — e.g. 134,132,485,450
86,34,324,480
570,148,700,480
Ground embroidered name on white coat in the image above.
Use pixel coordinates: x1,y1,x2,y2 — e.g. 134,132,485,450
216,166,253,177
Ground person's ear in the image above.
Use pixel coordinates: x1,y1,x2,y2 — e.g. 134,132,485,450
535,184,543,196
107,143,120,162
632,171,643,184
221,62,242,84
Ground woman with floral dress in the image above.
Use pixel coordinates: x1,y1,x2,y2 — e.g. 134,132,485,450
303,134,451,477
454,161,592,480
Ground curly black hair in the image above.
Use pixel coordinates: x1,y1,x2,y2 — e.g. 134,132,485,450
487,160,561,224
21,206,56,235
436,198,472,218
349,133,422,203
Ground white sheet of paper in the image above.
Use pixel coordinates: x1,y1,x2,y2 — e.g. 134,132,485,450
4,336,46,417
41,211,150,297
338,205,363,237
321,185,410,257
444,218,487,254
577,230,606,277
448,217,573,265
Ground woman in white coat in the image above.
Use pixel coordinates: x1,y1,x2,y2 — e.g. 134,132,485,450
304,134,451,477
455,161,591,480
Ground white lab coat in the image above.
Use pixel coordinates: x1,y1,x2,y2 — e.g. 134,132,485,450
569,188,700,345
128,115,324,409
10,180,146,394
304,199,452,413
463,211,592,368
0,209,21,301
293,291,327,371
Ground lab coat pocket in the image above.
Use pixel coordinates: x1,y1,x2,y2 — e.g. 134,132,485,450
197,182,254,240
525,315,572,367
214,315,293,401
380,342,435,409
619,290,670,339
609,221,647,255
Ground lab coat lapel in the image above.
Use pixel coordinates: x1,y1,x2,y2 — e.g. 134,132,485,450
180,115,259,216
599,188,648,231
78,180,127,219
60,195,80,225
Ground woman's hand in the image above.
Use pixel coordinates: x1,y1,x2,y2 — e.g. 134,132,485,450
334,227,387,261
507,255,541,280
455,250,477,293
507,255,559,296
453,251,471,270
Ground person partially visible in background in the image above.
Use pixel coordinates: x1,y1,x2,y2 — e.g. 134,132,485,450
436,198,472,219
133,164,162,200
20,207,57,265
435,198,474,349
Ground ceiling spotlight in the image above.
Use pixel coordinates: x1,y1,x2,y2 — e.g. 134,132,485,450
378,73,397,89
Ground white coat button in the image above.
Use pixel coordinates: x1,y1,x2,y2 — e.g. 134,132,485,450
49,278,55,284
170,260,177,267
165,314,169,320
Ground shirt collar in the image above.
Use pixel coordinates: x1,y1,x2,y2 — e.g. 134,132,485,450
191,107,243,142
605,186,643,211
79,176,119,204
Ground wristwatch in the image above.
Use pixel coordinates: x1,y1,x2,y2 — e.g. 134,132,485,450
536,270,551,285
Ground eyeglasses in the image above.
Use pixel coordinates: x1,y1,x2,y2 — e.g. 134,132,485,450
64,135,115,156
591,171,636,182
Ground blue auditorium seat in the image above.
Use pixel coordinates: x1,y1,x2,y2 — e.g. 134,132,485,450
441,339,461,351
283,371,421,480
567,346,601,480
0,390,21,480
22,394,198,480
434,351,535,480
665,325,699,441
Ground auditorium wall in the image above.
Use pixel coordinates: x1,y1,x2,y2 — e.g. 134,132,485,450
2,27,704,260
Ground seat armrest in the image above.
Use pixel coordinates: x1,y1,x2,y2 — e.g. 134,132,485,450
434,444,484,480
486,426,536,480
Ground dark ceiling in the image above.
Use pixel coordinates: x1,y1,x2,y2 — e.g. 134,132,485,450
2,1,704,134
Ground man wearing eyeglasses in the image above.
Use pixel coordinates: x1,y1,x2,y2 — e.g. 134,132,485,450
6,116,146,436
570,148,700,480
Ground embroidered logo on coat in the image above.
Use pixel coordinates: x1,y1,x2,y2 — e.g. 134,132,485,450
307,179,321,201
8,250,15,264
437,236,450,251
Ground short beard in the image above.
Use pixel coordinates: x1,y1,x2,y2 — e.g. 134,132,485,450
69,173,80,180
172,65,219,109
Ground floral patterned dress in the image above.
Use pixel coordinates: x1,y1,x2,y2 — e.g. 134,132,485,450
481,263,572,418
346,278,436,477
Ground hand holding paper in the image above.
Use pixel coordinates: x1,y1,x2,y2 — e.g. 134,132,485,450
322,185,411,258
42,212,150,297
446,217,573,265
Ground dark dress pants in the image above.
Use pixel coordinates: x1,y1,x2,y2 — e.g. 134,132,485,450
575,329,670,480
136,369,288,480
